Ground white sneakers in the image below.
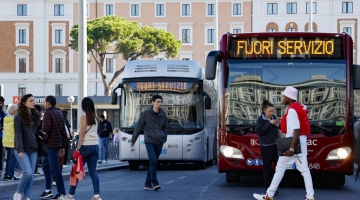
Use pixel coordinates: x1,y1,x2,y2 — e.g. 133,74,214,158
13,192,22,200
59,194,75,200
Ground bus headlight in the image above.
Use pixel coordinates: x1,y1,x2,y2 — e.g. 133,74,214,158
219,145,244,159
326,147,351,160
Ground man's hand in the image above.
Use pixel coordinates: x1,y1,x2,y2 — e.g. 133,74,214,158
283,149,294,157
59,148,65,157
130,143,134,148
18,152,23,159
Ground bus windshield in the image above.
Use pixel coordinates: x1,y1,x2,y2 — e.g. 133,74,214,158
225,59,346,136
120,81,204,134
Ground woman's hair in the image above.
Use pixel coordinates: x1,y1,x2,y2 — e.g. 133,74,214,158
18,94,41,126
81,97,97,125
7,104,18,116
262,100,274,112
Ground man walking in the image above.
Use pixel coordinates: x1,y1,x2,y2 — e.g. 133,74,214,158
40,96,67,199
97,115,113,164
0,96,6,175
131,94,168,191
253,86,314,200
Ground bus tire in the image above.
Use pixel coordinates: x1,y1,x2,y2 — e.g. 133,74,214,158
128,161,140,170
226,172,240,183
334,174,345,186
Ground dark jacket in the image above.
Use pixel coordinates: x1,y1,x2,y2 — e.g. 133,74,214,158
256,114,278,146
42,107,67,148
14,113,39,152
98,119,113,138
132,107,168,144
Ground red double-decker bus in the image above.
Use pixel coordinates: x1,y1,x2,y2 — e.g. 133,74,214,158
205,32,360,185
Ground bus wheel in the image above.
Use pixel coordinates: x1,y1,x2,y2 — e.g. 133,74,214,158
334,174,345,186
226,172,240,183
128,161,140,170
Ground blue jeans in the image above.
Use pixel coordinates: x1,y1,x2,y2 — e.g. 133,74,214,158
42,148,66,195
14,150,37,199
4,147,18,178
98,137,109,161
145,142,163,186
69,145,100,195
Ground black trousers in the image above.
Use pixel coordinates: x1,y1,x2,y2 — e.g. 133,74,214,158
0,138,3,171
260,145,279,190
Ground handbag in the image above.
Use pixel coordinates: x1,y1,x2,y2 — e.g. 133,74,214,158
276,137,301,156
37,137,48,156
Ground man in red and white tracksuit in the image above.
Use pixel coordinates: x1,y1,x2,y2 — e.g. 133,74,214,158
253,86,315,200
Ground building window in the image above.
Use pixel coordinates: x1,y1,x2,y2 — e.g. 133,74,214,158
268,28,276,32
343,27,351,36
181,4,190,16
156,58,164,60
19,58,26,73
106,4,114,16
287,3,297,14
18,85,26,96
267,3,278,14
233,3,241,15
207,4,214,15
306,2,317,14
342,2,353,13
19,29,26,44
54,4,64,16
182,29,190,43
233,29,241,33
131,4,139,16
55,58,63,73
17,4,27,16
55,30,63,44
288,28,296,32
207,29,214,43
182,58,190,60
106,58,113,73
156,4,164,16
55,84,63,96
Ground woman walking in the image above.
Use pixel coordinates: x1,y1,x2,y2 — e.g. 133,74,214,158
61,97,102,200
13,94,42,200
255,100,280,196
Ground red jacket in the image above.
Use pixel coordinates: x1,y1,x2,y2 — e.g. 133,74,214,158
281,102,310,135
70,150,85,186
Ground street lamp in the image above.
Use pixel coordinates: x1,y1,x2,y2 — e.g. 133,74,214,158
67,96,75,132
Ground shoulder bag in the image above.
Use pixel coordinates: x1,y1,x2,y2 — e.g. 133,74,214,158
276,137,301,156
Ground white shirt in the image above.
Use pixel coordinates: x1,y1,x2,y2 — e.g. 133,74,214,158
286,108,307,156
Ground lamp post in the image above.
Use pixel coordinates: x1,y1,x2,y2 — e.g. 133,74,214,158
67,96,75,132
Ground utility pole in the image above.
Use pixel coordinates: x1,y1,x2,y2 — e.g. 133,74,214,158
309,0,313,32
77,0,87,130
214,0,219,50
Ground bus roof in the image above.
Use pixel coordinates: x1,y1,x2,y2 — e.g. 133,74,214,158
121,60,202,80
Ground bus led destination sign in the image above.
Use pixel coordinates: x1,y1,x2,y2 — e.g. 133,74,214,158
229,37,343,59
136,81,190,91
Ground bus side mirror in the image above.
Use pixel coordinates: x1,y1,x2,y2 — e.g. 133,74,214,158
205,96,211,110
354,65,360,89
111,92,118,105
205,51,222,80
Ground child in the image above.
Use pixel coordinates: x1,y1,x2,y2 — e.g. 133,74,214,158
2,104,21,181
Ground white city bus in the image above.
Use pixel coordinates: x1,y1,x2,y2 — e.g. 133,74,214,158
111,60,217,170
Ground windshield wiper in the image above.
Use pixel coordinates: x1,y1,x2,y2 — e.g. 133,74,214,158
310,123,332,133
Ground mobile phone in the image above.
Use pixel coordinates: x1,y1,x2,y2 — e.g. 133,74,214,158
40,132,48,140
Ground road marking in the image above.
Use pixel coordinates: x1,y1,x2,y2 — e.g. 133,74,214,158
178,176,187,179
165,181,175,184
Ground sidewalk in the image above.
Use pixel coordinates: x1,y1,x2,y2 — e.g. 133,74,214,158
0,160,128,191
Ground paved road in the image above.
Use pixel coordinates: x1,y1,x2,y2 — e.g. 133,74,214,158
1,164,360,200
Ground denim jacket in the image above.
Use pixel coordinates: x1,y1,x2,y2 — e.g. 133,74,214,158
14,113,39,153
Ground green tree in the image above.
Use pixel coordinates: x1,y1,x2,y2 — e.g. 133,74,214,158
116,25,181,61
69,16,138,96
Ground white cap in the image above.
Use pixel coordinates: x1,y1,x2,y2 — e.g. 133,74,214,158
281,86,298,101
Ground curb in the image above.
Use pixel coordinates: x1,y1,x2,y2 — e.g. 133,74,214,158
0,163,129,192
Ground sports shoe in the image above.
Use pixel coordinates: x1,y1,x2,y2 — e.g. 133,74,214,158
253,193,274,200
3,176,12,181
305,198,315,200
91,195,102,200
153,184,161,191
52,181,56,186
97,160,102,164
50,194,65,200
144,184,153,190
12,176,21,181
40,190,53,199
13,192,22,200
34,171,41,175
59,194,75,200
103,160,108,164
